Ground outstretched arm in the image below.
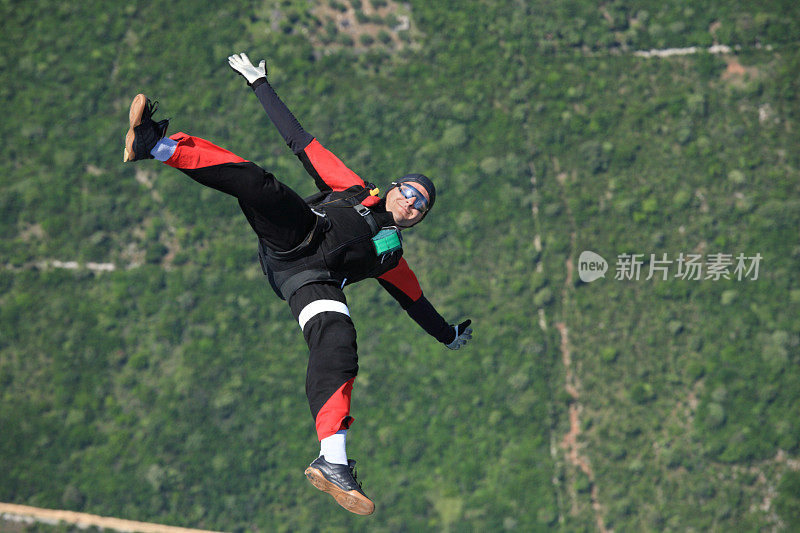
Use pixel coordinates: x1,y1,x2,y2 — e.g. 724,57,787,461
251,78,314,155
228,52,366,193
378,258,473,349
228,53,313,155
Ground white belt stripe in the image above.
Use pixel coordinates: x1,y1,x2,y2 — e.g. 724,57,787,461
298,299,350,330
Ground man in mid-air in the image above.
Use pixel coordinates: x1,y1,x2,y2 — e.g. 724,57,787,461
123,52,473,515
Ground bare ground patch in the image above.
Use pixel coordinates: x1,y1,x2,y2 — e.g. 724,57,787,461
0,502,221,533
308,0,420,53
720,54,763,88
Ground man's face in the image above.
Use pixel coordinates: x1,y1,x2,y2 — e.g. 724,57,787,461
386,182,430,227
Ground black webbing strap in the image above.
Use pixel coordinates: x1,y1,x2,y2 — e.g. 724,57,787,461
279,269,336,301
353,204,379,234
267,214,328,261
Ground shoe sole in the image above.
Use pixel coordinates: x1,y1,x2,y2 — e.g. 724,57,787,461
304,466,375,515
123,93,147,162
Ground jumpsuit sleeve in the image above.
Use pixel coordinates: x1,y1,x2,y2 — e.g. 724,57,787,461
377,258,456,344
251,78,366,194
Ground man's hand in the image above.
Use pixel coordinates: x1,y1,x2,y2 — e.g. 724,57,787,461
445,319,473,350
228,52,267,85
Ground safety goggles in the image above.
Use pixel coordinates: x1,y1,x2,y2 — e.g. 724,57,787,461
398,183,429,212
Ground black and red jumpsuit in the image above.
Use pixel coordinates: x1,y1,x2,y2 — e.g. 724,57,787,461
159,78,455,441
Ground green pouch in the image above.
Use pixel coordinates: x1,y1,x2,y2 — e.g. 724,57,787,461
372,227,402,256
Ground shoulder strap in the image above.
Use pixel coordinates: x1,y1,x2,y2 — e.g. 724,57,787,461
309,184,376,208
353,203,380,234
303,190,329,206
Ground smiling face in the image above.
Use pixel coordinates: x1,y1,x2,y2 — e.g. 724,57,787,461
385,181,430,227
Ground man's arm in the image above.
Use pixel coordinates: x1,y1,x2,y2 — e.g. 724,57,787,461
228,53,366,193
251,77,313,154
378,258,472,348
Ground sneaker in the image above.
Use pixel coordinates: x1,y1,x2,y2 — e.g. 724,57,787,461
304,456,375,515
123,94,169,162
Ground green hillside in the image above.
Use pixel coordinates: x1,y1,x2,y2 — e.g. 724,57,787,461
2,1,799,531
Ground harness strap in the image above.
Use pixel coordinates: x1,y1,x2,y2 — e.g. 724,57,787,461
267,213,329,261
279,269,337,301
353,204,380,234
258,239,284,297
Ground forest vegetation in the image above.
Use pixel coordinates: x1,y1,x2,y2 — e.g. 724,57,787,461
1,0,799,531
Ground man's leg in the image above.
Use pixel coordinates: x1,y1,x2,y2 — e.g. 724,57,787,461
161,133,316,253
125,94,315,252
289,283,358,445
288,282,375,515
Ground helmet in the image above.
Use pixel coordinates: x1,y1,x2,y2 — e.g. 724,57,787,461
391,173,436,214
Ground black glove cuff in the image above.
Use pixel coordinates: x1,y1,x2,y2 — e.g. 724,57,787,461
249,77,268,90
445,325,458,345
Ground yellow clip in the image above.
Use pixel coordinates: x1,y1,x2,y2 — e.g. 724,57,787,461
370,187,380,196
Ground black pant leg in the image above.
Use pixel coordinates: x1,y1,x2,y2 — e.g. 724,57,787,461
289,283,359,441
165,134,315,252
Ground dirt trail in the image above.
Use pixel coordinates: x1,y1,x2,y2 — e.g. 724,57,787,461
556,319,609,533
554,163,610,532
0,503,221,533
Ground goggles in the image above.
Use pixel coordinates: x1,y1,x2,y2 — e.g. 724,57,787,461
398,183,429,212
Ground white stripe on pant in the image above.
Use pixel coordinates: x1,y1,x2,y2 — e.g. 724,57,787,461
298,299,351,330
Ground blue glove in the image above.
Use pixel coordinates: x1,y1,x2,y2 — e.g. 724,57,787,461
446,319,473,350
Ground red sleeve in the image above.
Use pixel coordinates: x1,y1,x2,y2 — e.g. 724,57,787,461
378,258,423,307
300,139,365,192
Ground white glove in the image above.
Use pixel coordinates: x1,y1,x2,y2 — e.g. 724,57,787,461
446,319,473,350
228,52,267,85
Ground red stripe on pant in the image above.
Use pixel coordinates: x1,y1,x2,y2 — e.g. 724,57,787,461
315,377,355,440
166,132,248,169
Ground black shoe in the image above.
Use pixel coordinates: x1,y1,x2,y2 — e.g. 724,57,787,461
123,94,169,162
304,456,375,515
